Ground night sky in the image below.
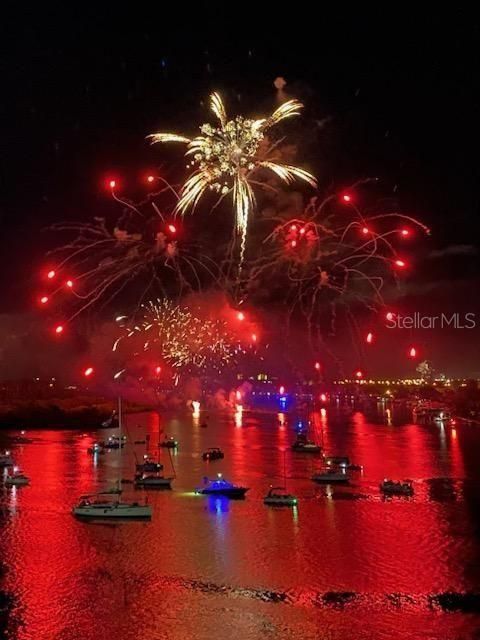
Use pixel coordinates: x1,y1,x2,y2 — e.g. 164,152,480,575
1,5,479,376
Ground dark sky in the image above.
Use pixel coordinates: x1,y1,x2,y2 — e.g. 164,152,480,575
0,4,479,376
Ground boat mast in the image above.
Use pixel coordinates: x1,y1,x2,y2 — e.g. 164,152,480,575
117,395,122,493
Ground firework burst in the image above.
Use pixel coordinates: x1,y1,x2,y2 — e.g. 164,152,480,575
113,299,246,381
148,92,316,262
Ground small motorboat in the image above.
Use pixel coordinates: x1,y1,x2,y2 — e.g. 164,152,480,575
291,435,321,454
346,463,363,471
380,479,414,496
0,450,14,467
324,455,350,467
72,491,152,519
202,447,224,461
134,473,173,489
5,469,30,486
263,486,297,507
160,436,178,449
195,474,249,498
136,457,163,473
312,468,349,484
101,435,126,450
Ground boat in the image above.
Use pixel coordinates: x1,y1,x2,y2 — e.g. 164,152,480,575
380,479,414,496
101,434,126,449
160,436,178,449
346,463,363,471
195,474,249,498
134,473,173,489
202,447,224,461
291,434,322,453
73,397,152,520
324,455,350,467
136,456,163,473
263,486,297,506
0,450,14,467
72,492,152,518
264,450,298,507
5,469,30,486
413,401,452,423
311,468,349,483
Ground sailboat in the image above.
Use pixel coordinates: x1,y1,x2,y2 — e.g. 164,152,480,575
73,397,152,519
134,430,175,489
263,451,298,506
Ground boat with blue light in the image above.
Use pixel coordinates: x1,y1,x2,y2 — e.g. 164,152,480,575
195,474,249,498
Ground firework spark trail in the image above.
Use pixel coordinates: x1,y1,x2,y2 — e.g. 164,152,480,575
148,92,316,266
114,299,246,380
241,191,427,344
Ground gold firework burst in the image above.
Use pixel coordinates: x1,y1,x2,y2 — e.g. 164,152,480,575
148,93,316,259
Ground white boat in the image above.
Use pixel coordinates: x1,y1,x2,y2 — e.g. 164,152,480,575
72,492,152,518
380,479,414,496
263,486,297,506
0,451,14,467
312,468,349,484
73,397,152,520
5,469,30,486
413,402,451,422
264,451,298,507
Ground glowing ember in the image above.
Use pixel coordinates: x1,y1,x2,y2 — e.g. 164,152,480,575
314,361,321,371
66,280,74,288
342,194,351,202
400,229,410,236
54,325,64,335
168,224,177,233
192,400,201,417
409,347,417,358
355,370,363,378
362,227,369,235
395,259,406,268
237,311,245,321
47,270,56,279
84,367,94,377
366,332,374,344
109,179,116,189
40,296,49,304
114,299,245,378
146,175,155,183
279,385,285,395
